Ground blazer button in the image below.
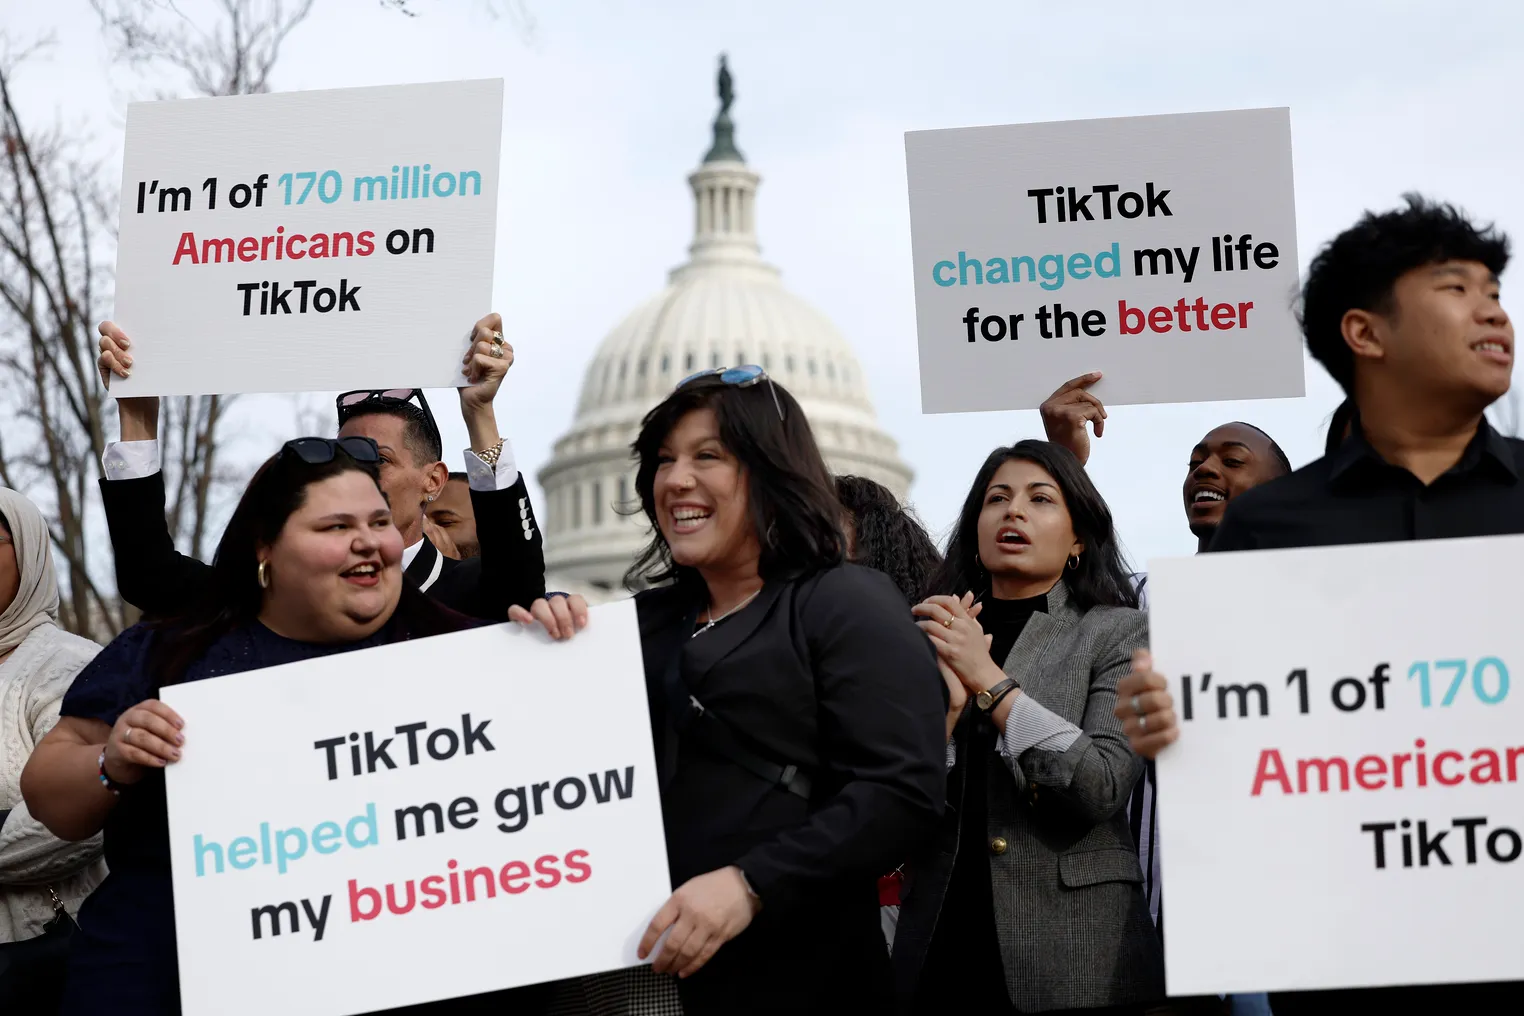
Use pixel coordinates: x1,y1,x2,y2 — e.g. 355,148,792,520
989,837,1008,855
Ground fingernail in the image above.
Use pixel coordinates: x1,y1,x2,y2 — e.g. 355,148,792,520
175,733,184,745
123,370,132,378
171,749,181,760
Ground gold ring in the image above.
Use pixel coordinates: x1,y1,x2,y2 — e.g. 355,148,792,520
124,726,133,743
490,345,504,358
941,617,953,629
491,330,505,346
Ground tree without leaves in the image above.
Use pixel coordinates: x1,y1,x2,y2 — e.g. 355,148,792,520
0,44,120,639
0,2,316,640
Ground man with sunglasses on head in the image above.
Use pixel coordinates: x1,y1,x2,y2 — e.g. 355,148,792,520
93,313,546,622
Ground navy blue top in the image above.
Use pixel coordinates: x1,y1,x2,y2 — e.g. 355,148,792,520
58,619,420,1015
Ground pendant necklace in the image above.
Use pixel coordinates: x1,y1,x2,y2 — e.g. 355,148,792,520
691,588,761,639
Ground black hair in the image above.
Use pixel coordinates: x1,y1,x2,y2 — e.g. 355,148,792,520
1226,422,1292,475
1325,399,1357,456
626,374,844,590
926,439,1137,611
446,471,469,483
1301,193,1511,394
834,475,943,606
150,442,462,685
341,402,443,465
0,510,10,538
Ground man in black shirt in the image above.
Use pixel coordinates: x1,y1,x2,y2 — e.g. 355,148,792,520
1119,195,1520,1014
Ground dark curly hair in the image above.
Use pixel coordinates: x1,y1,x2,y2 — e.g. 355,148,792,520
1301,194,1510,394
834,475,942,605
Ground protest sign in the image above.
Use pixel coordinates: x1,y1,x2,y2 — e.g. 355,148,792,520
112,79,502,397
905,108,1303,413
160,600,670,1016
1148,535,1524,996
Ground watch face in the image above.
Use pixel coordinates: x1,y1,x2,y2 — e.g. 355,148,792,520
976,691,992,710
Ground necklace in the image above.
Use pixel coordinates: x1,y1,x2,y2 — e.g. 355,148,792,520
691,588,761,639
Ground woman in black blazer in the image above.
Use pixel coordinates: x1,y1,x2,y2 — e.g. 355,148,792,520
623,366,947,1015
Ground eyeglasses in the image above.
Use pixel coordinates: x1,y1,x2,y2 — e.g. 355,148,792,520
335,388,441,448
677,364,784,420
281,436,381,465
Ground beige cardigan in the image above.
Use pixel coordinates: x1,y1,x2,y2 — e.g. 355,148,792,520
0,625,108,942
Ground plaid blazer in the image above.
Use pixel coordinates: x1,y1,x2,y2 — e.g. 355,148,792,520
892,581,1165,1012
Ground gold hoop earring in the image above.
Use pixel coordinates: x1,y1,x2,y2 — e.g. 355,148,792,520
257,560,270,589
1066,554,1080,571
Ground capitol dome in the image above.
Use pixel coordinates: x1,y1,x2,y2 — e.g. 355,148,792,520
538,58,914,596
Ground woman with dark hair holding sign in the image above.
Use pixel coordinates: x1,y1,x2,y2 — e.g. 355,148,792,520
893,440,1163,1014
20,437,583,1016
624,366,945,1014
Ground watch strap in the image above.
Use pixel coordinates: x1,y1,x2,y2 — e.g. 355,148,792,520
977,677,1020,712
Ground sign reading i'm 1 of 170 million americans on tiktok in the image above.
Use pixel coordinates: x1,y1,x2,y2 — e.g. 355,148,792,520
1148,534,1524,996
905,108,1305,413
111,79,503,397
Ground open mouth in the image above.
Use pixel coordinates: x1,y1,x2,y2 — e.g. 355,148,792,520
670,506,713,535
342,562,381,587
1473,338,1513,365
996,528,1030,547
1190,489,1227,505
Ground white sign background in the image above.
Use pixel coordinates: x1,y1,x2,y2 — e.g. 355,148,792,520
161,600,671,1016
906,108,1303,413
1149,535,1524,996
113,79,502,397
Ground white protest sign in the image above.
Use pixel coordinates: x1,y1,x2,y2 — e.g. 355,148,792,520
160,600,670,1016
905,108,1303,413
1148,535,1524,996
112,79,502,397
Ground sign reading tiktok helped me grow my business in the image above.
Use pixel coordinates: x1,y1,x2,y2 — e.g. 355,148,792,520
160,601,671,1016
1148,535,1524,996
111,79,502,397
905,108,1303,413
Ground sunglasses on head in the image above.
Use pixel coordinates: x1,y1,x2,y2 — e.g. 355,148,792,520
281,436,381,465
336,388,441,445
676,364,785,420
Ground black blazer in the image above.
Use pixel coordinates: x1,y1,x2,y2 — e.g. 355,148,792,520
635,564,945,1016
99,472,546,622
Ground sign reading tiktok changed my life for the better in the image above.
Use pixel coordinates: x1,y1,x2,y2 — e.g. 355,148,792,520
1148,535,1524,997
111,79,502,397
160,600,671,1016
905,108,1304,413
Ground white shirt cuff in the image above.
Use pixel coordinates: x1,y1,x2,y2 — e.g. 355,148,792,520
462,438,519,491
102,440,162,481
1000,694,1084,756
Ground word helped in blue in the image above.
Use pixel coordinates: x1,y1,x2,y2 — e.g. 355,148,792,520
194,802,378,876
1408,657,1510,708
933,245,1122,292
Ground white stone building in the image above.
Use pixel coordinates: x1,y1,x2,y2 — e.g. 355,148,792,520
538,63,913,600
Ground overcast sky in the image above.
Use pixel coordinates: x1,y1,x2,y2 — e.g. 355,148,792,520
8,0,1522,573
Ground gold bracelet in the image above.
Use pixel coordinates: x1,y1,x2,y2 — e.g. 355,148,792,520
475,439,505,467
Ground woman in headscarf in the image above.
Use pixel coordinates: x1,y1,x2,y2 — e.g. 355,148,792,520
0,489,108,1011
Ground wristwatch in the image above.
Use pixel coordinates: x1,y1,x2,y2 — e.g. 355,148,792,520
975,677,1020,713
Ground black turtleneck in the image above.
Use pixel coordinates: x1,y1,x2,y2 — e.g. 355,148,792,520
914,592,1048,1013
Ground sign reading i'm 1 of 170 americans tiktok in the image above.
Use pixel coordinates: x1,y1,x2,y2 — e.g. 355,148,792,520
111,79,503,397
1147,534,1524,996
905,108,1304,413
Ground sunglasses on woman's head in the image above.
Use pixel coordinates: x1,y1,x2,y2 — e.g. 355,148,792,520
676,364,785,420
281,436,381,465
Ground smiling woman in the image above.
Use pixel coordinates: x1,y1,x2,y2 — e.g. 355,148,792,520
20,437,578,1016
608,368,946,1015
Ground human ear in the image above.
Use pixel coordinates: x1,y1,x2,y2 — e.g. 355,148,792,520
1342,308,1387,367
